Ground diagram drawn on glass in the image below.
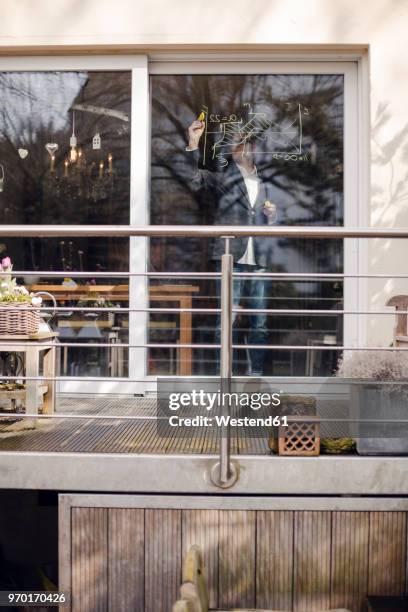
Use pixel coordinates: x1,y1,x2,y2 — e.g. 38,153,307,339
200,102,309,168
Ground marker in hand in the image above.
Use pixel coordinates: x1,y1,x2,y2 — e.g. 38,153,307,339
187,113,206,150
263,200,277,224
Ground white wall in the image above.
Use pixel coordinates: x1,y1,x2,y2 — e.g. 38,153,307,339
1,0,407,346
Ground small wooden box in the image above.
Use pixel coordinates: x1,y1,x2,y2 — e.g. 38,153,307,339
278,415,320,456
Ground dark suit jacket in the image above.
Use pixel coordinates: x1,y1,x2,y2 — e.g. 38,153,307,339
185,149,276,266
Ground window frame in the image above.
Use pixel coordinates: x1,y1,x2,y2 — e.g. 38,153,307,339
147,59,362,382
0,55,149,394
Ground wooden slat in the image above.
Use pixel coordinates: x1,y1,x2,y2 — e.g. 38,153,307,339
256,511,293,610
108,509,145,611
293,510,331,611
182,510,219,609
331,511,369,612
368,511,407,595
0,396,270,454
71,508,108,612
145,509,182,612
219,510,256,609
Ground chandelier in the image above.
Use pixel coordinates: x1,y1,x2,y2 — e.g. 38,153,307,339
43,106,125,203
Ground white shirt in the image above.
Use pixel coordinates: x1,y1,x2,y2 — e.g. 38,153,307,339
236,163,260,266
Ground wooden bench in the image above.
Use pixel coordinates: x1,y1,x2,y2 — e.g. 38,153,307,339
173,545,351,612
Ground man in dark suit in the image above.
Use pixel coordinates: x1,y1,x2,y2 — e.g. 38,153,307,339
186,118,278,376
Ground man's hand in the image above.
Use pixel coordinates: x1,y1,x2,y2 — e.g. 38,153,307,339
263,200,277,224
187,120,205,150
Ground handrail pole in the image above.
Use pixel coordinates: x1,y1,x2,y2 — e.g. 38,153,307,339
220,238,233,484
209,236,238,487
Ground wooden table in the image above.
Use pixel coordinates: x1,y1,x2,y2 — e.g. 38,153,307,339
30,284,200,376
149,285,199,375
0,331,57,416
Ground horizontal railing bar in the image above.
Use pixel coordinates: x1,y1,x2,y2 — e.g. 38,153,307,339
0,342,406,350
1,413,408,425
0,413,160,421
0,305,404,315
2,375,408,383
1,305,222,313
2,225,408,238
10,270,408,279
12,270,219,277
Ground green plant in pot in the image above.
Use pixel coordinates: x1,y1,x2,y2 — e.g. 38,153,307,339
336,350,408,455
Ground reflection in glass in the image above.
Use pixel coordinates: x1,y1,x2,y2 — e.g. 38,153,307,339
150,73,344,376
0,71,132,378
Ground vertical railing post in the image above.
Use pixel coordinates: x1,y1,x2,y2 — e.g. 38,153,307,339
220,238,233,483
210,236,238,488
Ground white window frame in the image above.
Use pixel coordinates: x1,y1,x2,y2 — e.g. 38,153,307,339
0,55,150,395
147,58,363,385
0,54,367,394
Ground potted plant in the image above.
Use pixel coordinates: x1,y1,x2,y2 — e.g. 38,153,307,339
0,257,43,334
336,350,408,455
76,293,115,324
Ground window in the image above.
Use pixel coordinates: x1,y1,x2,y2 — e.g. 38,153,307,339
149,64,355,376
0,57,359,386
0,67,132,379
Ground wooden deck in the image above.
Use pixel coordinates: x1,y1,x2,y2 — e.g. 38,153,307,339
0,397,270,454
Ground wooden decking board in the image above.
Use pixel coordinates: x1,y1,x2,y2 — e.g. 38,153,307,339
0,397,271,455
64,504,408,612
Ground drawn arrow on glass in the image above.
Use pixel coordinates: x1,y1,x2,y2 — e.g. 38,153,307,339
71,103,129,123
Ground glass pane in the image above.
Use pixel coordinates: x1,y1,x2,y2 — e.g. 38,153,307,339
150,73,344,376
0,71,131,377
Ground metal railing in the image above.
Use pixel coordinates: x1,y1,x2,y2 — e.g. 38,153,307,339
1,225,408,487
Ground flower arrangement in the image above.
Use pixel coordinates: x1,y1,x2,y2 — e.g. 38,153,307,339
76,293,114,310
336,349,408,393
76,292,115,323
0,258,42,334
0,258,42,306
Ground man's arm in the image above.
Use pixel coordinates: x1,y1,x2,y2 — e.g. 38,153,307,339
183,119,220,191
186,119,205,152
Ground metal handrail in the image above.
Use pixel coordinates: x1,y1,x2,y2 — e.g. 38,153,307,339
0,305,404,315
9,270,408,278
1,341,407,350
2,224,408,237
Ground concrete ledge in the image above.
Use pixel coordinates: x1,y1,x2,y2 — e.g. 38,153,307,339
1,452,408,495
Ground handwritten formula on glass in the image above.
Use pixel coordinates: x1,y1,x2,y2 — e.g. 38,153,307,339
200,103,310,168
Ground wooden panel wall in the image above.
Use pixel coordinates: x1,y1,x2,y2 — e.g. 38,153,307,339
68,508,408,612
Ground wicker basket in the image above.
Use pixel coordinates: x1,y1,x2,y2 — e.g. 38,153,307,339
0,302,40,335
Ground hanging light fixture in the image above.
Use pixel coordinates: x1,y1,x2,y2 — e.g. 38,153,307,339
69,110,78,163
44,106,116,202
